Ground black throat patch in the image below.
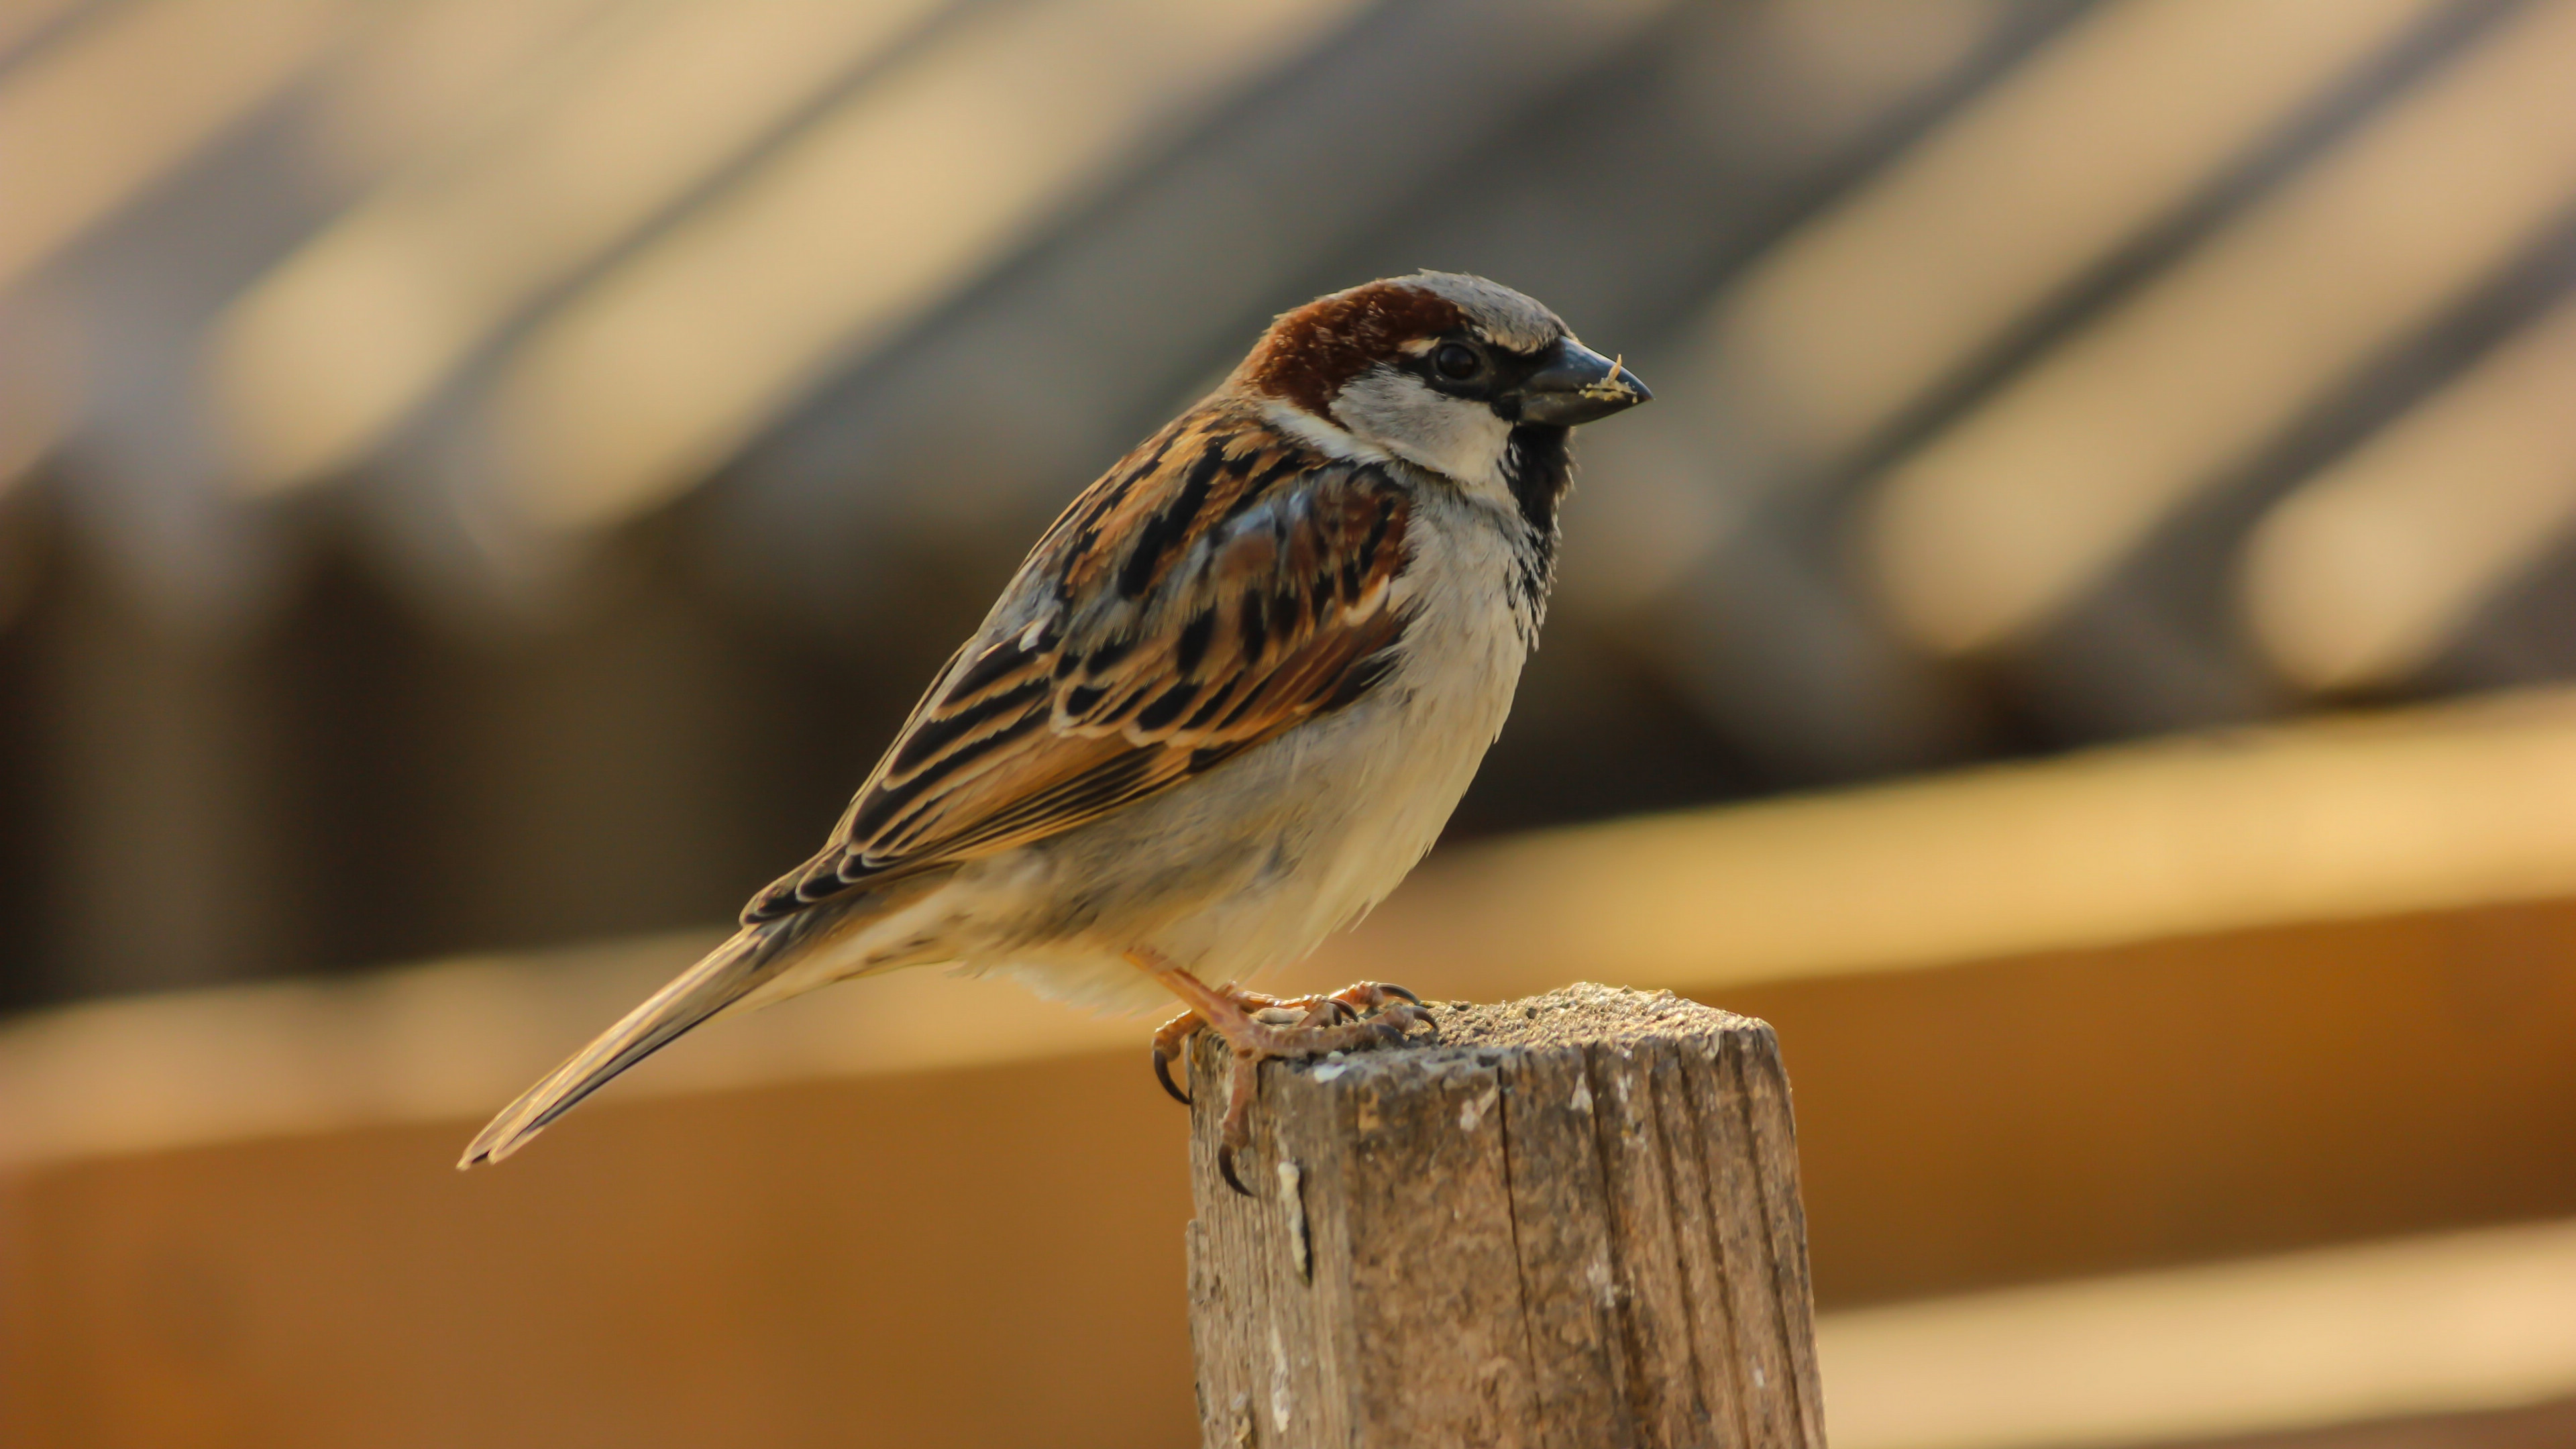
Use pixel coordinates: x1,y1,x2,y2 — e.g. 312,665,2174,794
1501,424,1572,645
1503,424,1573,536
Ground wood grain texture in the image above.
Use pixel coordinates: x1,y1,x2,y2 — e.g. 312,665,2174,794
1186,983,1825,1449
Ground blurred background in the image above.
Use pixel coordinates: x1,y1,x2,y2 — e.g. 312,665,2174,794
6,0,2576,1444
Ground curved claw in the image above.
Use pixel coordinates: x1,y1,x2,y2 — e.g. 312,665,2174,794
1380,983,1422,1004
1152,1044,1191,1106
1218,1143,1253,1197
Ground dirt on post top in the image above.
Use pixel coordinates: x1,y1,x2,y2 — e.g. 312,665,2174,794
1288,982,1763,1079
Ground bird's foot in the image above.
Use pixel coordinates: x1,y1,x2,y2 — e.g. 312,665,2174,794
1213,986,1439,1196
1149,983,1428,1104
1136,965,1437,1195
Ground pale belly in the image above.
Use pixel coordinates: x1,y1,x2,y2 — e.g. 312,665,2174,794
948,636,1521,1010
951,531,1532,1008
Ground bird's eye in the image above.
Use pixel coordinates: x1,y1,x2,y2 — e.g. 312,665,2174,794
1433,342,1482,381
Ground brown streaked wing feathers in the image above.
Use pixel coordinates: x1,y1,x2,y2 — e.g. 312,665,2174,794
742,407,1411,924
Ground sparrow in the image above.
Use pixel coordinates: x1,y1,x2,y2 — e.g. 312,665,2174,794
460,271,1650,1191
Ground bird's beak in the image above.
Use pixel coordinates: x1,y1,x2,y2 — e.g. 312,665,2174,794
1511,338,1652,427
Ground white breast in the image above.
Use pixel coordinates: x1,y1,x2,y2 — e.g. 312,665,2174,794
1243,488,1534,938
924,485,1543,1013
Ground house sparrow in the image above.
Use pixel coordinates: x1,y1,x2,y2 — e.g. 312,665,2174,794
461,272,1649,1190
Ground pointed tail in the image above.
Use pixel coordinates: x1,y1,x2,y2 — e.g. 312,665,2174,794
460,922,796,1167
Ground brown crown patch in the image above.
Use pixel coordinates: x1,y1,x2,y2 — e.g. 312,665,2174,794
1236,280,1472,418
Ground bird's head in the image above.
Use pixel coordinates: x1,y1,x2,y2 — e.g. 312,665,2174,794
1231,271,1650,506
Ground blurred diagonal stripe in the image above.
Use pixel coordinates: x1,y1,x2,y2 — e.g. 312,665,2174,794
0,0,631,521
1703,0,2452,474
207,0,955,495
0,308,68,490
723,0,1675,584
0,0,92,70
1576,0,2459,638
472,0,1368,533
297,0,639,186
1866,0,2576,657
2243,285,2576,692
0,0,363,294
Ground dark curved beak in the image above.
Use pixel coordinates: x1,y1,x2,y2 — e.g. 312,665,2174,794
1512,339,1652,427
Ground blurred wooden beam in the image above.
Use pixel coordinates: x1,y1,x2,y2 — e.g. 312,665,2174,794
1737,895,2576,1305
0,929,1134,1167
468,0,1379,535
0,0,362,294
2168,1397,2576,1449
16,686,2576,1167
1303,685,2576,1004
210,0,953,494
1695,0,2449,470
0,0,93,66
2244,286,2576,692
1821,1218,2576,1449
0,1052,1201,1449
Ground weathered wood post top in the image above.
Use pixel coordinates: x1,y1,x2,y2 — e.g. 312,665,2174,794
1186,982,1826,1449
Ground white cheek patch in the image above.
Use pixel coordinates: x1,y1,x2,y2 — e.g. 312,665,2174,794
1332,368,1513,500
1260,398,1391,466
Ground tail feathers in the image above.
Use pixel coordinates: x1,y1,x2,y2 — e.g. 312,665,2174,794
459,924,789,1168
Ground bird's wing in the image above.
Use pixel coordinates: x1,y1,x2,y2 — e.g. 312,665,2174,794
743,409,1413,923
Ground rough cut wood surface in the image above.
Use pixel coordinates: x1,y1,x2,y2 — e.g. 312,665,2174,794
1185,983,1826,1449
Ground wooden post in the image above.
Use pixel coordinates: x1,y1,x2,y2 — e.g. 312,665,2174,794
1185,983,1827,1449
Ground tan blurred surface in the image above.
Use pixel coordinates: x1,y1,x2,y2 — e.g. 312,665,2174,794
9,897,2576,1448
1745,897,2576,1305
1305,687,2576,1004
14,687,2576,1169
1821,1218,2576,1449
0,1055,1199,1449
11,698,2576,1446
2165,1398,2576,1449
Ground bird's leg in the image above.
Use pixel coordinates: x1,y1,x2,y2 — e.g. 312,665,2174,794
1130,953,1437,1195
